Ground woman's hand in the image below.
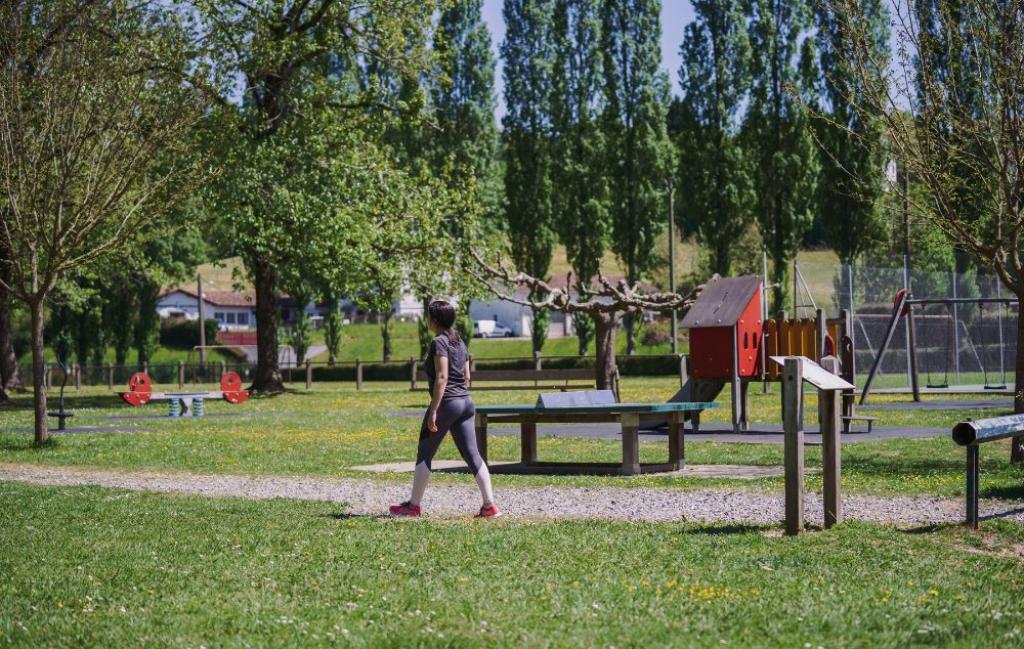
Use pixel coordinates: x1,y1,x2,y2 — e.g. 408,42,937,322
427,409,438,433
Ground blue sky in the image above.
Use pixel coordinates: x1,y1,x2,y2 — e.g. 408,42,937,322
481,0,695,116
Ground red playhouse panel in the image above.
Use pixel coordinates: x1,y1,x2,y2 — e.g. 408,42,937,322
690,289,762,379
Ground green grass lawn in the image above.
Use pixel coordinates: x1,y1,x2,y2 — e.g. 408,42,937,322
3,481,1024,647
3,377,1024,646
1,378,1022,497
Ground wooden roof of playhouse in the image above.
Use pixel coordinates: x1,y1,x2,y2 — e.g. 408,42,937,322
680,275,762,329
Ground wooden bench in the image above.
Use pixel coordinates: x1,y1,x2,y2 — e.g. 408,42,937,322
411,367,596,392
842,414,877,434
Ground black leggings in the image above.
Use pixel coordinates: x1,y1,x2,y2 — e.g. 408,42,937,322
416,397,485,475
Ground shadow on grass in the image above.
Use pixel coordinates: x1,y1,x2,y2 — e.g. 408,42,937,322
0,394,126,410
320,512,390,521
982,485,1024,500
676,523,765,535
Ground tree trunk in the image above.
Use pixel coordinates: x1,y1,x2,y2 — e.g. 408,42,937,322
623,313,636,356
771,258,790,316
380,312,393,362
1016,296,1024,414
251,255,284,393
0,285,21,399
29,300,48,445
593,312,618,392
530,307,549,354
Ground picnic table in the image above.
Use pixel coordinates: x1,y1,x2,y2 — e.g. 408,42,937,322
474,402,718,476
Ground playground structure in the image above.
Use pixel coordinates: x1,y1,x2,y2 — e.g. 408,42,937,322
119,371,250,417
859,288,1018,403
677,275,864,433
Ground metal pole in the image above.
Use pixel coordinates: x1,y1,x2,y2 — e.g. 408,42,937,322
668,178,678,355
901,166,920,400
952,272,961,384
197,274,207,368
996,281,1006,385
966,445,979,529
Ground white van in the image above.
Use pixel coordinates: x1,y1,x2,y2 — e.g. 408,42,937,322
473,320,514,338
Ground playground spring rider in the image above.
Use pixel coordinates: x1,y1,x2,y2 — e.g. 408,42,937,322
119,371,250,417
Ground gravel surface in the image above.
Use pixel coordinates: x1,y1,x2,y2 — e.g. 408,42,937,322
2,462,1020,525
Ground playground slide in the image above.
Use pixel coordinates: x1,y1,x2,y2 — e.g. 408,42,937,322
639,378,727,431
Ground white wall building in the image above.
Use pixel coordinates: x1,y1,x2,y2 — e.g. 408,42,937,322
157,289,257,330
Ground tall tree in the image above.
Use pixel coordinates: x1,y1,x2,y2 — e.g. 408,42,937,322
428,0,500,352
813,0,889,267
432,0,500,222
551,0,608,355
0,0,208,443
198,0,440,392
744,0,819,313
502,0,556,353
828,0,1024,411
601,0,673,355
677,0,753,278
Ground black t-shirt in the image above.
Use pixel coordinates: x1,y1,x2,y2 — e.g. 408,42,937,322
425,334,470,400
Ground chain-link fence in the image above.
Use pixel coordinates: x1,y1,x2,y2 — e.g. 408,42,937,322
795,261,1018,391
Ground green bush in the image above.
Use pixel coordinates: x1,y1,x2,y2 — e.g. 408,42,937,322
160,318,219,349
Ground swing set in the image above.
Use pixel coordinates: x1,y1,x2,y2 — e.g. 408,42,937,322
860,288,1015,403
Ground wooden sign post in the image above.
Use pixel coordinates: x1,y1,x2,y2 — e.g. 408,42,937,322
774,355,853,535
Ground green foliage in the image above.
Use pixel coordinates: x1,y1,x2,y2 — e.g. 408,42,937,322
600,0,672,353
322,297,342,366
551,0,609,355
744,0,819,313
812,0,890,265
159,319,219,350
677,0,754,277
502,0,557,352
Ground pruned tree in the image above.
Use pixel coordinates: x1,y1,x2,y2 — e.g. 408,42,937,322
471,250,709,390
0,238,21,401
0,0,208,444
827,0,1024,410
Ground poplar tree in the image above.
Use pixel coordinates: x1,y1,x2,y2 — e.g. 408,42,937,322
600,0,673,355
744,0,819,313
813,0,889,267
502,0,556,352
551,0,607,356
676,0,752,278
432,0,500,223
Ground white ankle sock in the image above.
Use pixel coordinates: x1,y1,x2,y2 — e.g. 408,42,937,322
475,464,495,506
411,462,431,506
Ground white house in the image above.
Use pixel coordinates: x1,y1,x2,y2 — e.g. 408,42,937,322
157,289,257,330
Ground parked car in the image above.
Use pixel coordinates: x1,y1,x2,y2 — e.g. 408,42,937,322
473,320,514,338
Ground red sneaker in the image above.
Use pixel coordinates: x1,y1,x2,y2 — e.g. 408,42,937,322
389,501,421,517
475,503,502,519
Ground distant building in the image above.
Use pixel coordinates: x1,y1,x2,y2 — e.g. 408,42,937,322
157,289,257,330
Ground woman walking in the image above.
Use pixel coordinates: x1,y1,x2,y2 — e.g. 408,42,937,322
389,300,501,518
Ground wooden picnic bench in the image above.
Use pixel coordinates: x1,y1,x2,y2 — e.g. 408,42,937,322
411,367,596,391
474,401,718,476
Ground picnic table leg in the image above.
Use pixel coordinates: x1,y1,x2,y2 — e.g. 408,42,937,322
620,413,641,476
475,413,488,464
521,417,537,465
668,411,684,470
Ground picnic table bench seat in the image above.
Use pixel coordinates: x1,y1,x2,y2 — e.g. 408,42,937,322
474,397,718,476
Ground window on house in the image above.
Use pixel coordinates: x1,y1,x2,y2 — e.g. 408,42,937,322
214,312,225,322
237,313,249,325
226,313,237,324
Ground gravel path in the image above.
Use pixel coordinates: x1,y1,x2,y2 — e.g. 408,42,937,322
2,462,1020,525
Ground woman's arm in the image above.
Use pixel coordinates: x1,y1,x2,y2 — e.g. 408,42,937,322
428,355,449,432
464,359,471,388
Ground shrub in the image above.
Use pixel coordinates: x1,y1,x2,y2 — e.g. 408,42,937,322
160,318,219,349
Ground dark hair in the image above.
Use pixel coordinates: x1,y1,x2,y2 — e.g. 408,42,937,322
428,300,460,343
